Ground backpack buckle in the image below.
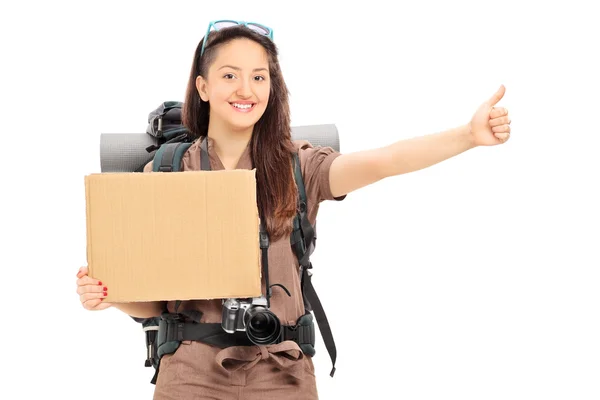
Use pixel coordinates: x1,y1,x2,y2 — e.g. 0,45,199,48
159,314,185,343
283,314,316,356
259,231,269,249
142,325,159,368
156,116,163,135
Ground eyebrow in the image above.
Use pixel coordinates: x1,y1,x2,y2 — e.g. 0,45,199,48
218,65,268,72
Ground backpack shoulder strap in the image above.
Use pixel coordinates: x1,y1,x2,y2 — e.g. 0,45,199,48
144,140,194,383
291,152,315,263
199,136,210,171
152,142,192,172
291,151,338,377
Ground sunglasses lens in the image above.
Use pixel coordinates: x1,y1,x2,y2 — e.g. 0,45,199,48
214,21,238,30
247,24,270,36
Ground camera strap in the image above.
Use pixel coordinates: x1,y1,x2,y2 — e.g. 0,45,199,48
259,218,272,307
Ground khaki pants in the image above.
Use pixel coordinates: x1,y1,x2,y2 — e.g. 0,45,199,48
153,340,319,400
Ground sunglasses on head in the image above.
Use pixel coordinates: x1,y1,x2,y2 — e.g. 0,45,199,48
200,20,274,57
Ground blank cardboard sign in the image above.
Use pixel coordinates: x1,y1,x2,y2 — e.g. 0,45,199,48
84,170,261,303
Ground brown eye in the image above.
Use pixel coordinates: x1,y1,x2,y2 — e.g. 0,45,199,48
223,73,235,79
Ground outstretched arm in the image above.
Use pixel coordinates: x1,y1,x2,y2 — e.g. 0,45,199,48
329,85,511,198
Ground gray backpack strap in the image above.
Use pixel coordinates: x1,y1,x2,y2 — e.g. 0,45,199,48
200,136,210,171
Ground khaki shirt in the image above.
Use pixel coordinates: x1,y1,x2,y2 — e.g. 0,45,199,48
145,136,345,327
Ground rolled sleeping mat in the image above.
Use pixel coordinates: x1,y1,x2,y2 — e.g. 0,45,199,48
100,123,340,173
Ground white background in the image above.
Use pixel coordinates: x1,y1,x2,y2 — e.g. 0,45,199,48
1,0,599,399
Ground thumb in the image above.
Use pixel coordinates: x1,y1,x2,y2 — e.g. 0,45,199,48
487,84,506,106
76,266,88,278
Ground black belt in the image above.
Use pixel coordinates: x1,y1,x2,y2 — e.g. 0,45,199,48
149,311,316,365
147,312,316,384
158,317,316,351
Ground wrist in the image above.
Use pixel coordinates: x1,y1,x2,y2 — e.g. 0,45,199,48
462,123,478,149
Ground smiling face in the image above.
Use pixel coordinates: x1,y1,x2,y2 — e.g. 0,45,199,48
195,38,271,133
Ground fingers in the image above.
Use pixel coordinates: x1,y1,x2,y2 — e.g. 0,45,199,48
489,105,511,143
78,285,108,302
82,298,103,310
490,116,511,127
490,107,509,119
76,274,103,286
76,266,109,310
82,297,112,311
494,132,510,142
76,266,102,286
76,281,107,296
492,124,511,134
80,290,107,303
80,289,109,310
492,117,511,142
490,107,508,118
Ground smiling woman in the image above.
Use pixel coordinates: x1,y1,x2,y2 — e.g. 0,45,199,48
75,19,512,400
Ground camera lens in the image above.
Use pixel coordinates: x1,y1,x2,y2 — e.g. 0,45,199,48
250,313,269,333
245,306,281,345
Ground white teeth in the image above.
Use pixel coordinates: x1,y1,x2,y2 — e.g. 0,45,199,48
232,103,253,109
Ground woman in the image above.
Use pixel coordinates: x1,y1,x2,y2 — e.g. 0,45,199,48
76,21,512,399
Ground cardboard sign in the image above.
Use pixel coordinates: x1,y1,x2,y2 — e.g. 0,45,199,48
84,170,261,303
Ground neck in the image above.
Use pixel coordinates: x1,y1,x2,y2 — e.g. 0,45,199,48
207,119,253,170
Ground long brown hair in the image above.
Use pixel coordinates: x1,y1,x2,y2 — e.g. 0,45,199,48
182,25,297,241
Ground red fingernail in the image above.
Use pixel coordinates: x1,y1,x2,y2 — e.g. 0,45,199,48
103,287,107,291
103,291,108,296
98,281,102,285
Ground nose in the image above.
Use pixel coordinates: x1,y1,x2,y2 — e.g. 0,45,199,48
236,77,253,98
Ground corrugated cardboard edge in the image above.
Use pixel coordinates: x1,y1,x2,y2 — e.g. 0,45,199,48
249,169,262,294
84,175,94,279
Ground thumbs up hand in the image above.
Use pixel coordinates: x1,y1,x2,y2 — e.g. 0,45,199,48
469,85,512,146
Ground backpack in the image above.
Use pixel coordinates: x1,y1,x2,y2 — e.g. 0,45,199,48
132,102,338,384
132,101,193,172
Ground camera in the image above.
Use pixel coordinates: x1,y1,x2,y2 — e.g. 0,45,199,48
221,296,282,345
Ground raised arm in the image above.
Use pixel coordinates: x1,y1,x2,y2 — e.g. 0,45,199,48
328,85,511,198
